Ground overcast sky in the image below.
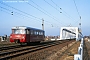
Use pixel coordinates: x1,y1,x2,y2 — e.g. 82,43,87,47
0,0,90,36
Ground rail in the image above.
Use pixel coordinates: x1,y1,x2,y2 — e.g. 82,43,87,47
74,38,83,60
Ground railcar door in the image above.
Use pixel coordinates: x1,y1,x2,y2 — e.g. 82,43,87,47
30,30,34,42
26,29,30,42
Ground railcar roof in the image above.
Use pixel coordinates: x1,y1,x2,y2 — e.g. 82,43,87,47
12,26,44,31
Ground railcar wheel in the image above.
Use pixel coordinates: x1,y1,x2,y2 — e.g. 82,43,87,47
20,43,26,45
15,40,20,43
27,42,31,45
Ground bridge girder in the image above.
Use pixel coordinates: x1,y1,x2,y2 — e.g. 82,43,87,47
60,27,82,41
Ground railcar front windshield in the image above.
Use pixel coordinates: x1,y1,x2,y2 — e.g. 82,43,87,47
12,29,26,34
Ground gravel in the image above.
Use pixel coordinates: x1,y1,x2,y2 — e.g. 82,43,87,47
10,40,78,60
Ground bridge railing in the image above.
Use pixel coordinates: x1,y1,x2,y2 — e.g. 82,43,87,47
74,38,83,60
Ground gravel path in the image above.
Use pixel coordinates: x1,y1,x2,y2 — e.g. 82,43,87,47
59,41,80,60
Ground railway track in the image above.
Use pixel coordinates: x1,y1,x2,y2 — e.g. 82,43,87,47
0,44,24,51
0,41,60,51
0,40,74,60
0,40,66,51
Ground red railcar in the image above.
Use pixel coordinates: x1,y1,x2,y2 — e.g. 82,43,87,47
10,26,45,44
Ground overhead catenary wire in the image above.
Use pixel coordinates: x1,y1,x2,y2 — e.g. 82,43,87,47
51,0,70,17
0,0,68,27
50,0,80,26
24,0,66,26
44,0,78,26
0,1,57,27
44,0,72,24
29,0,67,26
44,0,60,12
0,6,55,28
0,6,28,17
73,0,81,27
0,6,41,21
2,1,63,27
44,0,69,18
0,6,40,22
30,0,56,18
0,7,11,15
73,0,81,18
0,0,80,27
0,1,41,20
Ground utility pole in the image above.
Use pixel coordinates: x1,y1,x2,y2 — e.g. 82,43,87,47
80,16,81,28
79,16,81,32
42,18,44,30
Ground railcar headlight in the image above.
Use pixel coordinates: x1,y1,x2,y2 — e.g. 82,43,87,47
22,36,24,38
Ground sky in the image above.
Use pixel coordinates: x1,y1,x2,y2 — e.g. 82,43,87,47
0,0,90,36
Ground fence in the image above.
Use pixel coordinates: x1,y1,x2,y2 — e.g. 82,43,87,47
74,38,83,60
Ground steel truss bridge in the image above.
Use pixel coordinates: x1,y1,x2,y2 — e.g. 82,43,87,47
60,27,82,41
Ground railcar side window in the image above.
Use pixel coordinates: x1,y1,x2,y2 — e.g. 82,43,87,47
34,31,37,35
36,31,39,35
30,30,33,35
26,29,30,34
34,31,36,35
38,31,43,35
41,32,43,35
39,32,40,35
30,30,44,35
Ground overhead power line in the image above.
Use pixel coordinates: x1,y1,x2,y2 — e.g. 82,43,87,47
0,6,27,17
24,0,67,26
44,0,60,12
0,1,41,20
0,7,11,15
51,0,60,8
51,0,80,24
0,1,58,27
44,0,79,26
0,6,39,20
73,0,81,28
73,0,81,19
29,0,67,26
30,0,53,17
